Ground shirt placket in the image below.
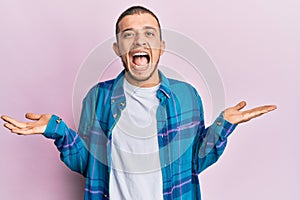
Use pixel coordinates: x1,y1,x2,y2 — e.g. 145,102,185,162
157,91,175,199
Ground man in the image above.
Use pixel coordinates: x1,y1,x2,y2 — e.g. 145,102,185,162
1,6,276,200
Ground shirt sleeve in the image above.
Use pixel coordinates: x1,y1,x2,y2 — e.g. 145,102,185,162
43,114,89,176
43,83,105,178
192,89,237,174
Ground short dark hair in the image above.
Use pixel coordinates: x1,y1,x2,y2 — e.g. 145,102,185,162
115,6,162,40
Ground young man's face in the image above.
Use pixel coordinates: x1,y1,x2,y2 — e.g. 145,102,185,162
113,13,165,87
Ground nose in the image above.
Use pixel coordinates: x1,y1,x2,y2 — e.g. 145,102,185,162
134,32,146,46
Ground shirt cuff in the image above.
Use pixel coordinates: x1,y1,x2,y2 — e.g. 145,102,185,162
43,114,66,139
213,111,238,140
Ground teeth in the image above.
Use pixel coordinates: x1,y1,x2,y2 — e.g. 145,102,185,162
133,52,148,56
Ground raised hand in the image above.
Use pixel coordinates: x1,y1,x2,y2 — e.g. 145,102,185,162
223,101,277,124
1,113,52,135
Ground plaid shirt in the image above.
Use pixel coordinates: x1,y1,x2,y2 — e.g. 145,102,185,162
44,70,237,200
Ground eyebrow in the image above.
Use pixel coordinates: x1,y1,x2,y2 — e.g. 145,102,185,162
120,26,158,33
121,28,134,33
143,26,158,32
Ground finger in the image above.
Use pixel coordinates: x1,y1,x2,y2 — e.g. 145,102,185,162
25,113,41,120
1,115,9,121
3,123,19,131
243,105,277,120
12,128,36,135
265,105,277,111
250,105,277,114
234,101,247,111
1,115,27,128
5,124,40,135
13,125,43,135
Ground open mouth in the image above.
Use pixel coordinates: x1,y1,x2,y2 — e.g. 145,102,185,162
131,52,150,67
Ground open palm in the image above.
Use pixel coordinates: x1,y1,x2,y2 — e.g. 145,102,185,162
1,113,51,135
223,101,277,124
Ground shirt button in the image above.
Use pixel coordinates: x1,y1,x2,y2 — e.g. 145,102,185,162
56,118,62,124
113,114,118,118
216,121,222,126
111,99,115,103
82,135,88,140
120,102,125,107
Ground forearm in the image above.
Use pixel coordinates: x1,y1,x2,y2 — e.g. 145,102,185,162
193,112,237,174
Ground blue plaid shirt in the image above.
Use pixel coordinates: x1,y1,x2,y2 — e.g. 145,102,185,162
44,70,237,200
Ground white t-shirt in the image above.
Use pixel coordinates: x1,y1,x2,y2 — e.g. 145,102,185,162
109,78,163,200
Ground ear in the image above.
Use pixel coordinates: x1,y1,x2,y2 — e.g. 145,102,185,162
113,42,121,57
159,40,166,56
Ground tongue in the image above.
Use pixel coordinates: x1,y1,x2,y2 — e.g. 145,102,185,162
133,56,148,66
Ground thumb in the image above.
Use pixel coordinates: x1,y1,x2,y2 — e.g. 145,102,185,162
234,101,247,110
25,113,42,120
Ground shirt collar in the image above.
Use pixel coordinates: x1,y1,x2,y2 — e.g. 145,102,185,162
158,70,171,99
111,70,126,101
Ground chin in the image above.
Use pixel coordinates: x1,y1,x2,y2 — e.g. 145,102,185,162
128,69,154,81
126,66,159,87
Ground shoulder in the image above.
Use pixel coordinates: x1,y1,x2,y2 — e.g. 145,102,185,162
92,78,115,91
168,78,199,97
166,78,204,114
83,78,116,103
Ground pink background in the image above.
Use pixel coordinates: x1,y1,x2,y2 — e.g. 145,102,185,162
0,0,299,199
